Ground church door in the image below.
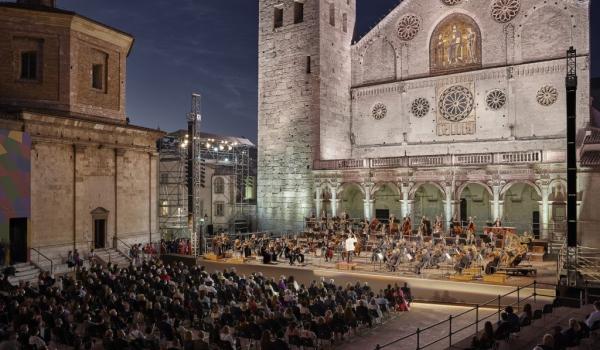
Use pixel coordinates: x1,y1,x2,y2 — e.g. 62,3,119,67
94,219,106,249
91,207,109,249
9,218,28,264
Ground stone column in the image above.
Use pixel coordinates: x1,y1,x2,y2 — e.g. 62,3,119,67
537,181,550,239
331,189,338,217
488,180,505,222
400,183,411,219
362,181,374,220
315,185,323,218
114,148,126,248
443,183,453,228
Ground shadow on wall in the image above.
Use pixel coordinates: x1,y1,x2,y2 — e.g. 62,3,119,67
0,130,31,260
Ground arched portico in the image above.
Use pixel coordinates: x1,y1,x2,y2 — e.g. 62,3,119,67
339,183,365,220
373,183,401,221
411,183,445,224
501,182,543,235
458,182,492,228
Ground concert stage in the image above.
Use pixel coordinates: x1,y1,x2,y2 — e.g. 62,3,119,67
194,256,556,306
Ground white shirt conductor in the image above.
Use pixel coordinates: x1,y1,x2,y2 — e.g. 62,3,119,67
345,235,357,252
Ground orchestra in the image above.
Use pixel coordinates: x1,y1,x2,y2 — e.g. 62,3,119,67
212,212,535,281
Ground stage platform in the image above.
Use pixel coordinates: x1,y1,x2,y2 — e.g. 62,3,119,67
190,255,556,306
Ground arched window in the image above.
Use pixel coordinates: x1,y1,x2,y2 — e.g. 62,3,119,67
214,177,225,194
430,14,481,74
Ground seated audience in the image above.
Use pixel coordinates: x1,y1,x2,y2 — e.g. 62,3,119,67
533,333,554,350
585,300,600,329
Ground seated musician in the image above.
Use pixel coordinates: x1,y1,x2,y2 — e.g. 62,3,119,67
464,217,476,244
433,216,443,235
369,218,380,233
451,216,462,236
401,217,412,236
422,216,432,236
493,217,502,227
289,244,305,265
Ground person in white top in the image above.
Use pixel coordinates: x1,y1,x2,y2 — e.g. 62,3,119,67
345,234,357,263
585,301,600,329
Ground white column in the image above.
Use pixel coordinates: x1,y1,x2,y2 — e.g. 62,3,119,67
315,185,322,218
491,184,501,221
400,184,410,218
444,184,453,228
331,189,338,217
369,199,376,219
539,184,550,239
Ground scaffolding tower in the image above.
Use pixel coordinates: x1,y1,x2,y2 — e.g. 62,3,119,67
200,136,255,232
159,93,256,253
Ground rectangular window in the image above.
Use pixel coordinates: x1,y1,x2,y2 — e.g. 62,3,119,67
274,6,284,28
216,203,225,217
294,1,304,24
20,51,38,80
92,64,104,90
342,13,348,33
329,3,335,27
306,56,311,74
160,201,168,217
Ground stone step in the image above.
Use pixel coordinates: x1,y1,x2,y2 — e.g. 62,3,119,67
6,263,41,286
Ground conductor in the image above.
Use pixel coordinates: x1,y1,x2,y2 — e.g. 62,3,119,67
345,233,357,263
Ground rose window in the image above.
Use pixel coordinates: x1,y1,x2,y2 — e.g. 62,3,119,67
411,98,430,118
397,15,421,41
441,0,463,5
536,86,558,106
438,85,474,122
372,103,387,120
486,89,507,110
491,0,521,23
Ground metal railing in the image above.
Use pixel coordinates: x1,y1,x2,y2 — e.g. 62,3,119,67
374,281,559,350
30,247,53,275
314,150,546,170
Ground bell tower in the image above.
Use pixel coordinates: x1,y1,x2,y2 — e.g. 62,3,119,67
257,0,355,231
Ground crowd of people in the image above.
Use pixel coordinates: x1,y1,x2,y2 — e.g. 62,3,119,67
0,256,412,350
530,300,600,350
469,301,600,350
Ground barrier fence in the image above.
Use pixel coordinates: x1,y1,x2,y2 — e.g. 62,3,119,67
374,281,563,350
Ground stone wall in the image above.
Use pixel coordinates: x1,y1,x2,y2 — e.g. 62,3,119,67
2,112,162,259
0,4,132,122
257,0,321,231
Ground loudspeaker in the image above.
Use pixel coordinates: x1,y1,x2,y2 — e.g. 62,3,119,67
207,224,214,236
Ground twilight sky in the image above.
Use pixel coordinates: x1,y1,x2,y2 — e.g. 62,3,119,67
57,0,599,142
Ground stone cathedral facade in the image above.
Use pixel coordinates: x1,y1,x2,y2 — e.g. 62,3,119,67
257,0,598,245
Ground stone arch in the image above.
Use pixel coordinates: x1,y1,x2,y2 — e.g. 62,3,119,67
411,183,445,222
456,181,493,199
372,181,401,197
339,183,365,219
372,182,401,220
548,178,567,201
500,180,542,200
548,179,567,231
361,36,397,84
458,182,492,227
409,181,446,200
429,12,482,74
502,182,543,234
518,4,572,62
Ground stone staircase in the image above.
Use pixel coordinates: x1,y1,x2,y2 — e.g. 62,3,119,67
94,248,131,267
6,262,40,286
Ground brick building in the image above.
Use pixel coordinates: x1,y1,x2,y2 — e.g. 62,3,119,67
257,0,599,246
0,0,163,269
